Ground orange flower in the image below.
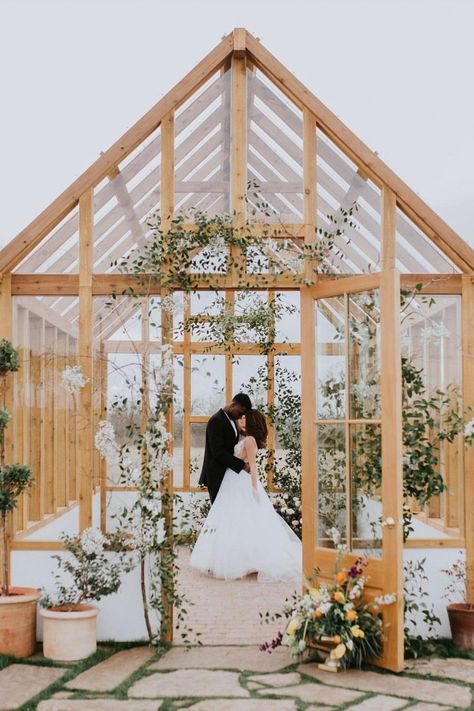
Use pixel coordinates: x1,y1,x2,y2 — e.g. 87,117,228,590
332,634,341,644
336,571,347,584
346,609,357,622
334,591,345,604
314,610,324,618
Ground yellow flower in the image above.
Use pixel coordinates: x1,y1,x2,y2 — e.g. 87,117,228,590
331,643,347,660
334,591,345,604
309,587,320,600
332,634,341,644
336,571,347,584
287,618,300,636
314,610,323,618
346,609,357,622
351,625,365,638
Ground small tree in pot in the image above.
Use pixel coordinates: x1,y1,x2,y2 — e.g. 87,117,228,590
0,339,37,657
40,527,133,661
442,557,474,651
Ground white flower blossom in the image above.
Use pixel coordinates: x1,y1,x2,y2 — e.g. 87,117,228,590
80,527,106,556
62,365,88,395
421,321,450,342
374,593,397,606
327,527,341,546
160,294,179,316
95,420,119,463
464,417,474,439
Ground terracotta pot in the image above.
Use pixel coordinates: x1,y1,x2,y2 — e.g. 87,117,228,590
40,604,99,661
0,587,41,657
447,603,474,651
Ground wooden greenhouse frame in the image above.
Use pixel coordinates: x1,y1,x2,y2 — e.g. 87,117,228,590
1,28,473,670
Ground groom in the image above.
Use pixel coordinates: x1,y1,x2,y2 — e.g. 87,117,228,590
199,393,252,504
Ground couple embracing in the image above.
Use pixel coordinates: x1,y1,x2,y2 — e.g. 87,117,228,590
190,393,301,582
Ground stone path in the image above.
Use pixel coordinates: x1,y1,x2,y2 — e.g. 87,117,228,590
1,644,473,710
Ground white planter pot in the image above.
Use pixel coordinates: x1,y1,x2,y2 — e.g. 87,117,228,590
40,604,99,661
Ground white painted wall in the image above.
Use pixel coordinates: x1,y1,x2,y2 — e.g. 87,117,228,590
10,494,462,642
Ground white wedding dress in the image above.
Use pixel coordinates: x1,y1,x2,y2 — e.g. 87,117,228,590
190,438,302,582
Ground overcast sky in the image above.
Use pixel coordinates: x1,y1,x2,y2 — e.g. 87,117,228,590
1,0,473,249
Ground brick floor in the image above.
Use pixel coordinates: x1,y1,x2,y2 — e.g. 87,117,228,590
174,546,299,645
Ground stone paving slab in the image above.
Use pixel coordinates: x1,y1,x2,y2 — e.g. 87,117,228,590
256,682,363,705
407,705,452,711
38,701,160,711
129,669,250,698
247,672,301,687
151,645,292,672
188,701,298,710
343,694,409,710
297,665,472,708
405,657,474,684
0,663,67,711
66,647,155,691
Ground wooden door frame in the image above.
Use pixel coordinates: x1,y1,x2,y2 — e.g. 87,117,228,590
300,269,404,672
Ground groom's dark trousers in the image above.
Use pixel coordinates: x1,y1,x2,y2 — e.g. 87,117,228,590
198,409,246,503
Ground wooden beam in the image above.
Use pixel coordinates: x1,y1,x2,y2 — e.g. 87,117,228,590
245,32,474,272
382,188,397,270
303,110,316,281
230,50,247,281
380,268,404,672
462,275,474,603
78,189,94,530
0,34,234,273
233,27,246,58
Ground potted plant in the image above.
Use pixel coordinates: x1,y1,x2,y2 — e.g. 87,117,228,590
40,527,133,661
0,338,38,658
442,557,474,651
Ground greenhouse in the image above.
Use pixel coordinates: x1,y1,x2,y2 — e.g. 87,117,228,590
1,28,473,674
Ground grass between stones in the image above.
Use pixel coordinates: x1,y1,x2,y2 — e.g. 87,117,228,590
0,639,473,711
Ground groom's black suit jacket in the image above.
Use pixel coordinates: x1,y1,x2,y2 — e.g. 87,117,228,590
198,409,245,497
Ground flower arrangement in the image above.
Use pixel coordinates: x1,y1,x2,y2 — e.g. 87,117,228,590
261,551,396,670
40,528,133,611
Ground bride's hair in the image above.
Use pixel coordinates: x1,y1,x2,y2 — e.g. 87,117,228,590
244,409,268,449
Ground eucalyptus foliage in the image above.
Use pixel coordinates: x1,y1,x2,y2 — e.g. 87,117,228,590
0,340,33,595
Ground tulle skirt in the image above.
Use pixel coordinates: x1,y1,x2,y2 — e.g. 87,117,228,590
190,468,302,582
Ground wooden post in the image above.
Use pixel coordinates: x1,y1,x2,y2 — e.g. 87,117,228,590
462,275,474,602
78,188,94,530
380,268,404,671
382,188,397,270
183,293,191,490
230,38,247,284
303,110,317,282
300,287,316,583
160,111,175,642
0,275,13,587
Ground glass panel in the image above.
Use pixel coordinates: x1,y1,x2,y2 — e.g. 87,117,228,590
12,299,79,536
190,354,225,415
396,207,460,274
173,355,184,488
275,291,300,343
348,290,381,419
175,70,231,219
247,69,303,223
351,424,382,555
190,423,207,487
233,356,267,406
317,129,382,274
14,207,79,274
189,290,225,341
274,355,301,471
234,291,268,343
316,296,345,419
93,125,162,272
401,294,463,534
316,424,346,548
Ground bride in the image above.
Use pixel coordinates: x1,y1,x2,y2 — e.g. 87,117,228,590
190,408,301,582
